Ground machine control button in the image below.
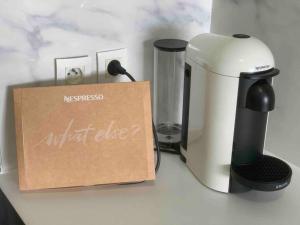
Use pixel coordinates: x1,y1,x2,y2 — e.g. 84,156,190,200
233,34,250,38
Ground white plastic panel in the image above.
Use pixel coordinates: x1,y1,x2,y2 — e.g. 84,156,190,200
185,58,239,193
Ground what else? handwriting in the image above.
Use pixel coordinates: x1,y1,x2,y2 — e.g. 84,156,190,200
33,119,142,149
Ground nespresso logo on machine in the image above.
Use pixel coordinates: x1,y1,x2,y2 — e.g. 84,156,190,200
64,94,104,103
255,65,270,71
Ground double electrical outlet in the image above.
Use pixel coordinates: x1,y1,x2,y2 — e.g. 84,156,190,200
55,48,127,85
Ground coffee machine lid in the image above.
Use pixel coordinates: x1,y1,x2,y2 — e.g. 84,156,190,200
186,33,275,78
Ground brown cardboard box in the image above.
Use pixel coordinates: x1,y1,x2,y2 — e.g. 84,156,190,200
13,82,155,191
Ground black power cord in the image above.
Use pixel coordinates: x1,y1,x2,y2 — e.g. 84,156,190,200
107,60,161,173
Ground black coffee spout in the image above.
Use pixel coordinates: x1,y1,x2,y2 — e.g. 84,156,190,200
246,80,275,112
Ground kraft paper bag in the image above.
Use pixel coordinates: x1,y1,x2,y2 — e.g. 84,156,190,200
13,82,155,191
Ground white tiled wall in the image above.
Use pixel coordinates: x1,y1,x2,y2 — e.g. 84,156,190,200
0,0,212,172
212,0,300,166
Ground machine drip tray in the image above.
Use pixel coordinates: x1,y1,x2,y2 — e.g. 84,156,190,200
231,155,292,191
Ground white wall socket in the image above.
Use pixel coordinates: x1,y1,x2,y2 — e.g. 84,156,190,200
55,56,92,85
96,48,128,82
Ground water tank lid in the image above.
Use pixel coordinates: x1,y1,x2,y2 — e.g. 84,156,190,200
154,39,188,52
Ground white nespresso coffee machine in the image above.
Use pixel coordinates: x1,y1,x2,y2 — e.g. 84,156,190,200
180,33,292,193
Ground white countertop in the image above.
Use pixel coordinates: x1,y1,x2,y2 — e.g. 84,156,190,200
0,153,299,225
